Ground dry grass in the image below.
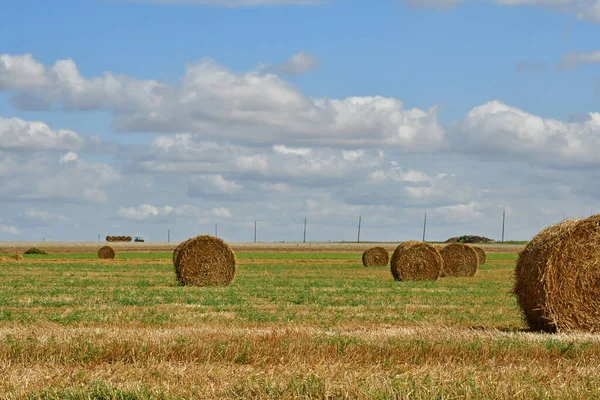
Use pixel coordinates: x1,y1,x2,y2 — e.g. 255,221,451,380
0,248,598,398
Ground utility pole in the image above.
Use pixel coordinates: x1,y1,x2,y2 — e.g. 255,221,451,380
254,221,257,243
303,217,307,243
422,213,427,242
168,229,170,243
357,215,362,243
97,234,100,243
215,224,218,238
502,210,506,243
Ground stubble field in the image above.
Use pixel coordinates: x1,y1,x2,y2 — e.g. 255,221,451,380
0,242,599,399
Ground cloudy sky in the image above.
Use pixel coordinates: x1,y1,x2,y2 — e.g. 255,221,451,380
1,0,599,243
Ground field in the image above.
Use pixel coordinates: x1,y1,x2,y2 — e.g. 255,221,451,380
1,242,599,399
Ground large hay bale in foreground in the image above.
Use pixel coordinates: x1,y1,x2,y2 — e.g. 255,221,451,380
362,247,390,267
472,246,486,265
514,216,600,332
440,243,478,277
390,241,443,281
175,235,237,286
98,245,116,259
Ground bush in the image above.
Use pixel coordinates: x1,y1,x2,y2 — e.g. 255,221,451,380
24,247,47,255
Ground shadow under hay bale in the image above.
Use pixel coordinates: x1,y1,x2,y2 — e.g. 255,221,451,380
174,235,237,287
440,243,478,277
98,245,116,259
514,216,600,332
362,247,390,267
390,241,443,281
472,246,486,265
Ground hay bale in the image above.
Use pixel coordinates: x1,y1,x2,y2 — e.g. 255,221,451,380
175,235,237,286
362,247,390,267
98,245,116,259
390,241,443,281
12,254,23,262
514,216,600,332
126,236,132,242
440,243,478,277
472,246,487,265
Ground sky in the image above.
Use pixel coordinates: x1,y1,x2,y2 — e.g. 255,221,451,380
1,0,600,243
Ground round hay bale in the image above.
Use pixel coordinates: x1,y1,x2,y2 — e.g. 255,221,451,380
440,243,478,277
12,254,23,262
390,241,443,281
105,236,111,242
176,235,237,286
98,245,116,259
362,247,390,267
126,236,132,242
514,217,600,332
472,246,487,265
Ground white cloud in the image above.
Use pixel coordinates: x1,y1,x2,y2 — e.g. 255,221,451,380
0,54,49,90
559,50,600,70
0,54,446,151
0,116,84,151
189,174,243,195
25,210,73,225
433,201,483,222
59,151,79,164
0,152,121,203
134,134,387,182
0,223,20,235
117,204,175,221
270,52,320,75
454,101,600,166
212,207,232,218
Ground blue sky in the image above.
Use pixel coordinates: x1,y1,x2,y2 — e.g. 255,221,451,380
1,0,600,242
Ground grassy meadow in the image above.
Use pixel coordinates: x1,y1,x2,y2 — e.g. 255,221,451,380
0,250,599,399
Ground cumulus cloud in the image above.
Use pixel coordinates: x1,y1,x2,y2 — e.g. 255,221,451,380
270,52,320,75
189,174,243,197
0,116,84,151
0,223,20,235
25,210,74,226
212,207,232,218
453,101,600,166
116,204,232,221
0,54,446,151
116,204,175,221
131,134,388,185
0,152,121,203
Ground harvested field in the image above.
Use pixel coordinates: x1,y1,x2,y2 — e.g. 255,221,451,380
0,245,596,399
0,241,526,254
